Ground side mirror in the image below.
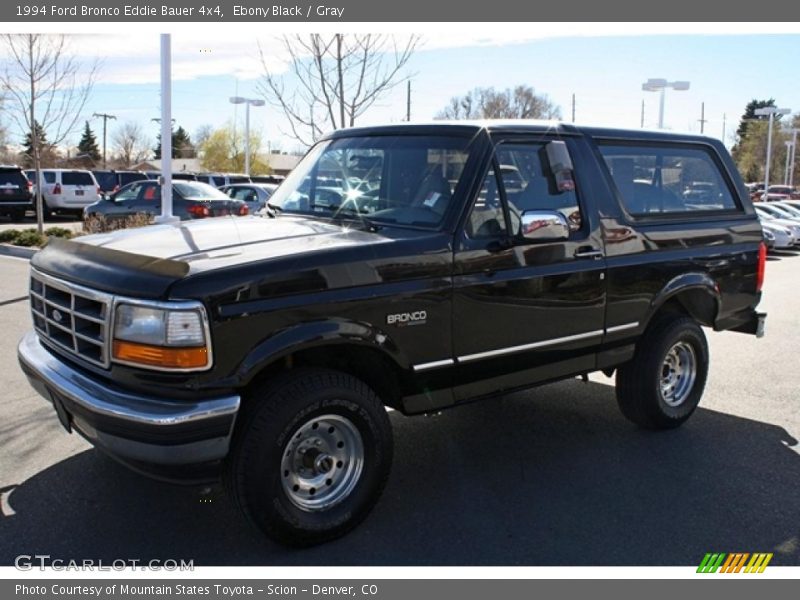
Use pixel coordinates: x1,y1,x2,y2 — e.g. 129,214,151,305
520,210,570,242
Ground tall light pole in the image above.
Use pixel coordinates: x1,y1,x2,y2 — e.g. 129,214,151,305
754,106,790,200
785,141,793,186
791,133,798,188
641,78,690,129
229,96,264,176
156,34,178,224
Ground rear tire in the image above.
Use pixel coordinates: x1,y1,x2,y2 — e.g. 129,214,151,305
616,315,709,429
225,368,393,547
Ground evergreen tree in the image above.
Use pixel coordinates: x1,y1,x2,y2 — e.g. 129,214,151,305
77,121,101,162
22,121,49,168
735,99,776,141
153,125,196,159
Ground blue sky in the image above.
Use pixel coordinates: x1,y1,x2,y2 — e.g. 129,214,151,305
8,32,800,154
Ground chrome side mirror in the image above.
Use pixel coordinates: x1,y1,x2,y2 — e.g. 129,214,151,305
520,210,570,242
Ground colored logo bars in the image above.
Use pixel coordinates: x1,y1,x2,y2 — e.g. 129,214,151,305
697,553,773,573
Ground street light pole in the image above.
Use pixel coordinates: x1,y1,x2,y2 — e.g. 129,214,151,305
229,96,265,176
156,33,178,224
785,141,793,186
754,106,791,201
641,78,690,129
790,129,798,188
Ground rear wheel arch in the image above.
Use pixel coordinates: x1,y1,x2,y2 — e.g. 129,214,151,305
646,274,721,329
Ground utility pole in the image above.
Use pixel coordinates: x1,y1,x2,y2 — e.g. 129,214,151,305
406,80,411,122
640,100,645,128
571,93,576,123
722,113,726,144
698,102,707,134
93,112,117,168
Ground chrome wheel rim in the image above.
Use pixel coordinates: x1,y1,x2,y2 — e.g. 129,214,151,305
660,341,697,407
280,414,364,512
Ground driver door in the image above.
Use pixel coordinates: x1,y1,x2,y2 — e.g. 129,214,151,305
452,138,606,400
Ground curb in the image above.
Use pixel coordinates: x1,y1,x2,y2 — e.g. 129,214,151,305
0,244,38,260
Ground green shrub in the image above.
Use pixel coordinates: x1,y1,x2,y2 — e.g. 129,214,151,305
0,229,21,243
44,226,74,239
14,229,46,247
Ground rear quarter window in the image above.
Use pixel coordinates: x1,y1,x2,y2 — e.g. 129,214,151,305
0,171,27,187
598,143,740,217
62,172,95,186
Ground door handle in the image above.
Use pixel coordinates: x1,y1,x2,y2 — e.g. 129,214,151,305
574,247,604,259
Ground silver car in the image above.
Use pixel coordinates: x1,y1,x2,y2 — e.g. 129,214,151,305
754,204,800,243
761,221,796,250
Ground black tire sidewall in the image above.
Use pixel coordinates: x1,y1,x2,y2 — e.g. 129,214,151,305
232,371,392,546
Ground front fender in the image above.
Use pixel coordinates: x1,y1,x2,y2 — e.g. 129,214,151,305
230,318,409,386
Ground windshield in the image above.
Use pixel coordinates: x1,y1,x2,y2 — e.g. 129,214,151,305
174,181,230,200
267,135,474,228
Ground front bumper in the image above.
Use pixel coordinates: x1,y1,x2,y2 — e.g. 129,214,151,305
18,330,240,472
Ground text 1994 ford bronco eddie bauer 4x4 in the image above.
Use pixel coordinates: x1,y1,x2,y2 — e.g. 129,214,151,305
18,122,766,546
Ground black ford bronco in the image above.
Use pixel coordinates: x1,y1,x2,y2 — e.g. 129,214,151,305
18,122,766,546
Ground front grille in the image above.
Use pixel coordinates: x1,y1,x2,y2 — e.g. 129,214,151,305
29,270,113,368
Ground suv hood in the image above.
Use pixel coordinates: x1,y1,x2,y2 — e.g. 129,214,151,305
32,216,389,298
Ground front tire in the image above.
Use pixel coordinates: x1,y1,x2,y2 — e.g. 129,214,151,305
616,315,709,429
225,368,393,547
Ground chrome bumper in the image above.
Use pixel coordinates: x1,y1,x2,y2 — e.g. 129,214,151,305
17,330,240,466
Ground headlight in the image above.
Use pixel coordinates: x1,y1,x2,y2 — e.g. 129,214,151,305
112,302,210,370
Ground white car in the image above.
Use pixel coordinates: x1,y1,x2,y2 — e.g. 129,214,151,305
761,221,796,250
754,204,800,242
25,168,101,218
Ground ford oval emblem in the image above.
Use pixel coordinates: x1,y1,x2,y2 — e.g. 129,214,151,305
52,309,63,323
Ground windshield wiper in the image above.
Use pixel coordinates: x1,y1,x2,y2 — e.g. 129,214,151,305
330,207,383,232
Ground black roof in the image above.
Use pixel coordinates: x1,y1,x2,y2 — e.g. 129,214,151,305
323,120,718,146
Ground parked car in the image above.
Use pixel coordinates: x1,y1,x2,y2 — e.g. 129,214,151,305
195,173,251,188
19,122,766,547
250,174,285,185
764,185,800,201
754,204,800,240
761,221,796,250
219,182,278,214
92,170,148,195
771,201,800,220
83,180,249,221
24,168,101,218
0,165,34,220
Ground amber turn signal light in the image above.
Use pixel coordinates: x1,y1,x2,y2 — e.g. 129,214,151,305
112,340,208,369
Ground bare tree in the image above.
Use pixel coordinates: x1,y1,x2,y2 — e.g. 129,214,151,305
258,34,420,147
437,85,561,121
112,121,151,167
1,34,98,232
194,124,214,152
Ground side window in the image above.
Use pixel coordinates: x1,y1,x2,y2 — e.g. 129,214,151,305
466,168,508,238
465,142,583,240
598,143,739,215
44,172,56,184
115,183,141,202
141,184,160,201
496,144,583,232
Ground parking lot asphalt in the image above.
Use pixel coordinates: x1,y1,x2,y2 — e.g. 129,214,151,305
0,250,798,566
